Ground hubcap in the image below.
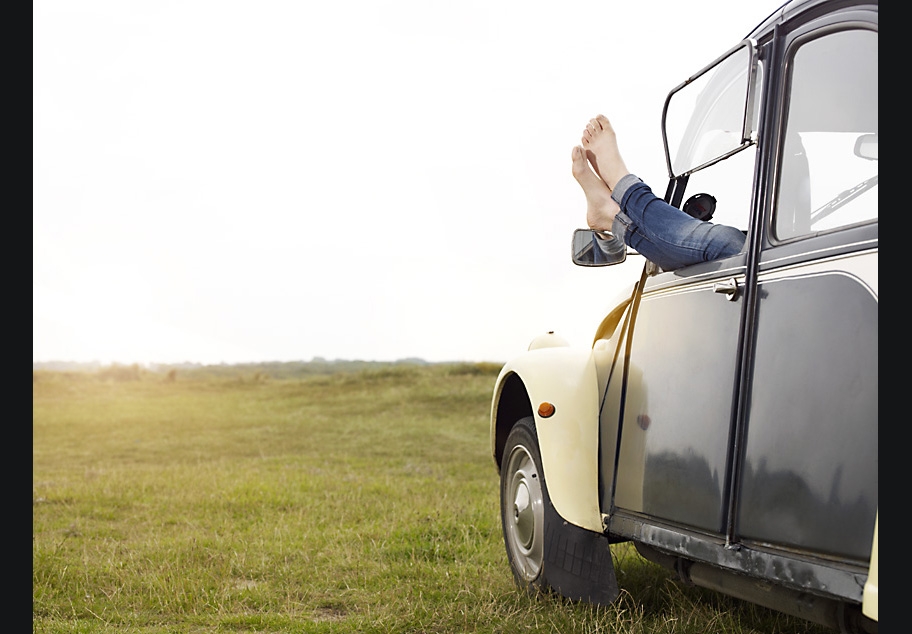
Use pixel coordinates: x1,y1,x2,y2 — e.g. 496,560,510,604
513,482,533,548
503,443,544,581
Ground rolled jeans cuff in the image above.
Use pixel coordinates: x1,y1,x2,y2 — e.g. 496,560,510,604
609,174,642,248
612,212,632,248
610,173,643,206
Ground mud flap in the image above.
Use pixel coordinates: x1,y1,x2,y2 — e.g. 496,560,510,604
542,498,619,606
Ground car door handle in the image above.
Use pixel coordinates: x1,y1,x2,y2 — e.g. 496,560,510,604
713,277,739,301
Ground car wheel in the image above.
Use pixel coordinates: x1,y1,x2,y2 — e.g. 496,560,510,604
501,416,549,591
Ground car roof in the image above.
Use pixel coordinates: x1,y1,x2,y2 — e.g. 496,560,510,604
745,0,877,40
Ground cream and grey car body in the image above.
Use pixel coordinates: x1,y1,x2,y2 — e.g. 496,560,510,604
490,0,877,631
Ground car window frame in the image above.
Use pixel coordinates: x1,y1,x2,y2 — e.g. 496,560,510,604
765,12,878,250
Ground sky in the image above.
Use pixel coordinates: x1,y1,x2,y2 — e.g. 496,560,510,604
33,0,787,366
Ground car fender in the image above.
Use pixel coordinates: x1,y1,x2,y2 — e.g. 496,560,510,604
491,339,602,533
862,512,878,621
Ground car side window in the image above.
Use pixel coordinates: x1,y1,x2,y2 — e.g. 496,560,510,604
663,48,764,238
684,140,756,234
774,28,878,241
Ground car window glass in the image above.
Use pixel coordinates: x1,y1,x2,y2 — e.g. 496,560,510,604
684,142,756,234
664,44,755,177
662,58,763,242
774,28,878,240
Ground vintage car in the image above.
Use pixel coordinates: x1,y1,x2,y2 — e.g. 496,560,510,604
489,0,877,631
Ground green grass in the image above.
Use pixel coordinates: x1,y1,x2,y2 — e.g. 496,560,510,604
33,364,830,633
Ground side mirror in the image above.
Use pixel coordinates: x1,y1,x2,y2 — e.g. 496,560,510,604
571,229,627,266
854,133,878,161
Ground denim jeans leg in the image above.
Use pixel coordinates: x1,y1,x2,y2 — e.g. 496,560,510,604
610,175,745,270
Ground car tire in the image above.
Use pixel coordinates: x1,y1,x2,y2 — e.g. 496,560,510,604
500,416,551,594
500,415,620,605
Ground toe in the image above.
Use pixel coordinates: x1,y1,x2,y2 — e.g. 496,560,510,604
572,148,601,184
571,146,587,176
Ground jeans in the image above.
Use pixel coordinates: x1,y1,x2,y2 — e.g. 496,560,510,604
591,231,627,263
610,174,746,271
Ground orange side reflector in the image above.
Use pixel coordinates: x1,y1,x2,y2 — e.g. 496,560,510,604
538,402,555,418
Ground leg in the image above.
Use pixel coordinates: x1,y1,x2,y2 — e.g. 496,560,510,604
615,180,747,270
570,145,620,233
578,114,745,270
580,115,629,190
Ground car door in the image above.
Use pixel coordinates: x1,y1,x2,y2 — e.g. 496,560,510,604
735,12,878,563
611,256,748,531
609,44,762,532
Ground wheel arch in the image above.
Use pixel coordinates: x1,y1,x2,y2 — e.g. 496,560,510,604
490,346,603,532
492,371,534,471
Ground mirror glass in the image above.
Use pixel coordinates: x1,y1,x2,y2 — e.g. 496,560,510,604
854,133,878,161
571,229,627,266
663,43,755,177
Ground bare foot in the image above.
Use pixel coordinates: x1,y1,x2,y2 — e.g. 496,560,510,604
571,145,620,232
580,114,629,190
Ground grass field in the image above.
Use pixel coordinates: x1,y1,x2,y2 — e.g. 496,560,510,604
33,363,830,633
